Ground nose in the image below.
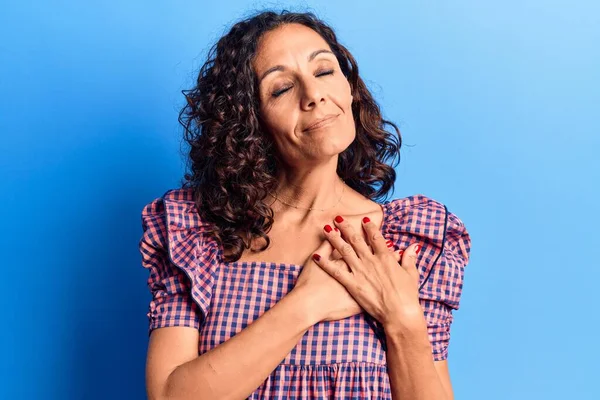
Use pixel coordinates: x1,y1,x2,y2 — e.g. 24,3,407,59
300,78,326,110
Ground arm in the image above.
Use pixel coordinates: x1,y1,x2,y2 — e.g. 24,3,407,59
146,236,362,400
142,201,401,399
147,287,316,400
384,312,453,400
141,198,317,400
313,216,464,400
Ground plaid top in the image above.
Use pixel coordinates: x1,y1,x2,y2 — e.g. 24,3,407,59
139,187,471,399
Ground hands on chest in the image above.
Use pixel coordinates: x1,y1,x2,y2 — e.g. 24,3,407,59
292,213,424,331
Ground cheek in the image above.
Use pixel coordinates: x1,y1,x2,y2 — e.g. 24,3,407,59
259,103,300,152
261,102,295,133
338,89,354,127
340,98,356,140
334,80,353,113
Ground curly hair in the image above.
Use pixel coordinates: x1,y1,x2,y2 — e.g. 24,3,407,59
178,10,402,262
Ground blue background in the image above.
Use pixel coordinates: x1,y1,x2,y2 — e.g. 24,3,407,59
2,1,598,399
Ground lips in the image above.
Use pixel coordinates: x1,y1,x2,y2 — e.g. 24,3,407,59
303,114,339,132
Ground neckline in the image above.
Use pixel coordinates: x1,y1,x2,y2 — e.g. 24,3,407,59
221,200,391,270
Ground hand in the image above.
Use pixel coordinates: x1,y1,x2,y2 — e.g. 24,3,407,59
293,239,361,322
293,232,402,323
312,216,424,329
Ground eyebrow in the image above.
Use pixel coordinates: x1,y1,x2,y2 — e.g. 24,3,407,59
258,49,334,84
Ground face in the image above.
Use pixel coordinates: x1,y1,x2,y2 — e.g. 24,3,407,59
252,23,355,167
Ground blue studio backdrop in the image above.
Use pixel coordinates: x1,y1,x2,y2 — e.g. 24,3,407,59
1,1,599,399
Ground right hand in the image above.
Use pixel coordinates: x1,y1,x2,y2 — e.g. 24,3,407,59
293,239,361,322
293,238,401,323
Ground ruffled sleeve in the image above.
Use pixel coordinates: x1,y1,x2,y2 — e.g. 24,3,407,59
138,188,220,336
382,195,471,361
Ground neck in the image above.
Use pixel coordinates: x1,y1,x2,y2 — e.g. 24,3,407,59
272,162,345,214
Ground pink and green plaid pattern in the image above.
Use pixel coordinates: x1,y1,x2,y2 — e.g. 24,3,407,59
139,187,471,399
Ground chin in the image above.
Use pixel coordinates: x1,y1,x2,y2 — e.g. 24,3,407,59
318,134,355,156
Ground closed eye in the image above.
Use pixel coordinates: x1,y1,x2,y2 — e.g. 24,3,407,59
316,69,334,77
272,86,291,97
271,69,335,98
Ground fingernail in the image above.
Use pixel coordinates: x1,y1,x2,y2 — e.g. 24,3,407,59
415,245,421,254
399,250,404,257
324,225,332,233
386,240,392,247
335,216,344,223
362,217,371,224
312,253,321,261
334,227,339,232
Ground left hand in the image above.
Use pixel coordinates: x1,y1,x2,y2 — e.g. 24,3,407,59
313,215,424,329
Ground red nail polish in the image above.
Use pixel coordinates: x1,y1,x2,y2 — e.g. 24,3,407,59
415,245,421,254
312,253,321,261
324,225,332,233
362,217,371,224
334,228,339,232
335,216,344,223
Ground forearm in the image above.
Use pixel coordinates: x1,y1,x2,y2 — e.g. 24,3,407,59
165,288,316,400
385,313,450,400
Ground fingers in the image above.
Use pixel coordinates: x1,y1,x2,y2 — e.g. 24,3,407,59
394,246,402,262
361,217,389,256
399,242,422,283
331,236,395,260
323,223,362,271
332,216,372,259
311,252,354,288
310,238,335,263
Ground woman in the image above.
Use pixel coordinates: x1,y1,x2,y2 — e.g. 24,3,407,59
139,10,471,400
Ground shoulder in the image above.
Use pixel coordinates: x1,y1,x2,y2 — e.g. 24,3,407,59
139,188,219,326
141,187,212,233
381,194,471,308
141,187,196,220
382,194,447,220
140,187,221,266
382,194,468,246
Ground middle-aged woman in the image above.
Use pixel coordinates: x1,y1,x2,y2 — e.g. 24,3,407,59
139,10,471,400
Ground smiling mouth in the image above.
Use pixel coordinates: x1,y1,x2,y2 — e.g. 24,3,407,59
304,115,339,132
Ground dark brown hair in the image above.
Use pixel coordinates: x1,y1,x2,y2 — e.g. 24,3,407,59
179,10,402,262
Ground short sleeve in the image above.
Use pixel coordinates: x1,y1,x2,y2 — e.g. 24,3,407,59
139,197,202,335
382,196,471,361
419,210,470,361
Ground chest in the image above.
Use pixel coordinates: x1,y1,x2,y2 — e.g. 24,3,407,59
235,213,381,266
244,225,324,265
198,262,388,365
